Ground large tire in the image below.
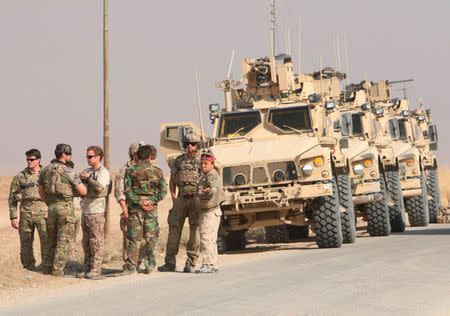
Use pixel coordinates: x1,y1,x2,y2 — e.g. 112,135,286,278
427,169,441,223
386,170,406,232
405,172,429,226
365,174,391,236
265,225,289,243
337,174,356,243
286,225,309,239
217,229,247,253
313,178,343,248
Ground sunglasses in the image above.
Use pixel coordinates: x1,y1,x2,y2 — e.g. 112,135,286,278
26,158,37,162
86,155,98,159
184,142,198,147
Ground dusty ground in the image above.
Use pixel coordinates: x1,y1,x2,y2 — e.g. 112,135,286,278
0,170,449,306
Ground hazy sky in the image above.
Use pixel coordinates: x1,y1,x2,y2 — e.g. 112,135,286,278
1,0,449,175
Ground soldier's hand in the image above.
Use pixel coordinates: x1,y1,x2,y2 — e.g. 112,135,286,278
201,187,211,194
141,200,153,211
11,219,19,229
79,171,89,180
44,211,48,219
121,211,129,220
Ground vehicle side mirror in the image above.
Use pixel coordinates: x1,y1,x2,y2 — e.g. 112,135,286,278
339,138,349,149
430,143,438,151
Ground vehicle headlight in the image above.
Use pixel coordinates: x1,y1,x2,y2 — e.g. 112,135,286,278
209,103,220,113
273,170,285,181
302,164,313,176
406,158,414,167
234,173,247,185
363,159,372,168
353,164,364,174
313,157,323,167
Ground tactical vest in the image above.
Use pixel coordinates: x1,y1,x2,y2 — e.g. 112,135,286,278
43,163,74,197
128,164,160,206
175,154,201,195
195,169,226,211
84,166,111,199
18,169,41,201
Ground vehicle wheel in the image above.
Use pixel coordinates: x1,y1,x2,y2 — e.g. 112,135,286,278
365,174,391,236
217,229,247,253
405,171,429,226
337,174,356,243
286,225,309,239
313,177,343,248
386,170,405,232
264,225,289,243
427,169,441,223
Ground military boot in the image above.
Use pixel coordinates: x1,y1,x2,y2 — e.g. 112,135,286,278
157,263,175,272
85,272,104,280
116,268,137,276
183,265,193,273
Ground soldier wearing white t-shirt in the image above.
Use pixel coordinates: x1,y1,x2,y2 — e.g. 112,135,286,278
79,146,111,280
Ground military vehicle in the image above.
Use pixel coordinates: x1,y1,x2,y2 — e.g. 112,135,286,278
160,55,358,251
367,90,430,227
410,106,441,223
325,81,392,236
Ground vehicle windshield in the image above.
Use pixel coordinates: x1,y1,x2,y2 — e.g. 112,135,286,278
389,119,398,139
397,118,407,139
351,113,363,135
218,111,261,138
268,106,312,132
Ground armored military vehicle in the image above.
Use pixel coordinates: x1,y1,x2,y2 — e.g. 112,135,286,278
160,54,357,251
325,82,391,236
410,106,441,223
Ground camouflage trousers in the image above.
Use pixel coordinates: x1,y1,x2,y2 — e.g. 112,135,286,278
199,207,222,269
81,213,105,274
164,197,200,268
18,209,49,268
120,216,147,268
125,209,159,271
67,207,81,262
46,201,75,276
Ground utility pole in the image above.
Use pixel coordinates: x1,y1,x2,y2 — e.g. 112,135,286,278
270,0,276,56
103,0,110,239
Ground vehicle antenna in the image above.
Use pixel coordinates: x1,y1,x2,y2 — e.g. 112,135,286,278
420,97,424,111
336,33,341,73
344,32,350,86
332,34,338,71
320,56,326,137
364,72,375,142
227,50,235,79
194,68,206,149
287,29,291,55
388,79,414,99
284,19,288,54
270,0,276,56
297,22,301,77
319,56,324,99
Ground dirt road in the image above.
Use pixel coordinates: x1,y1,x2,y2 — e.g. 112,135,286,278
1,224,449,316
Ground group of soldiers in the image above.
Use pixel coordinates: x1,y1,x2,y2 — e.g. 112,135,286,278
9,132,225,279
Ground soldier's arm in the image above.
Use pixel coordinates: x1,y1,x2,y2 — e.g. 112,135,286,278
38,185,48,205
64,168,87,196
8,175,20,220
150,175,168,206
169,174,177,200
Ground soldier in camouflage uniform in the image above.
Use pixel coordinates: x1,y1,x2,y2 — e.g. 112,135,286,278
9,149,49,271
158,132,201,273
114,142,146,269
79,146,111,280
38,144,87,277
194,153,225,273
66,160,81,263
120,145,167,275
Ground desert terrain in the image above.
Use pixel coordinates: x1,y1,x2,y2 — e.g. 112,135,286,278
0,169,448,307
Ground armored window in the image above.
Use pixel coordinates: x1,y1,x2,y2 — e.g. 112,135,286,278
218,111,261,138
388,119,398,139
341,114,351,136
372,119,378,135
351,113,363,136
397,119,407,139
428,124,437,143
268,106,312,132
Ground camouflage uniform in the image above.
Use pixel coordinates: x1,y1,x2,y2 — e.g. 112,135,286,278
195,168,225,271
80,165,111,275
39,161,81,276
8,167,49,269
115,160,146,265
124,160,167,271
67,197,81,262
164,153,201,269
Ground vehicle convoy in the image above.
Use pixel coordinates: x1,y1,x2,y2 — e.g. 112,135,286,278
160,55,359,251
410,105,441,223
324,81,391,237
